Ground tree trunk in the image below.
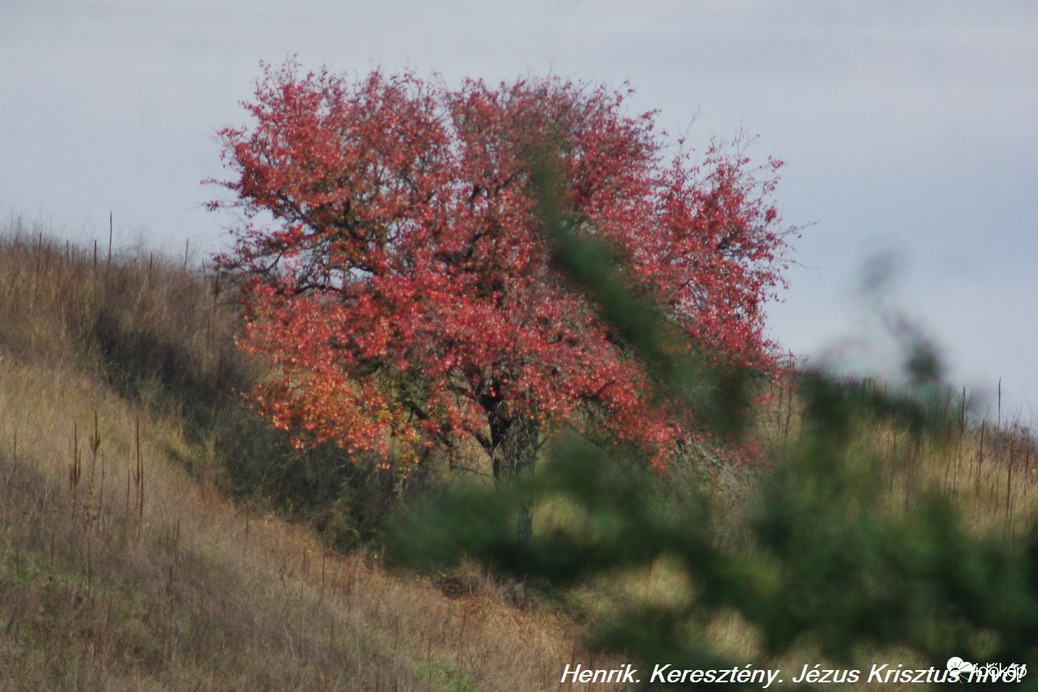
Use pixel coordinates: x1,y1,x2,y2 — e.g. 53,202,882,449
481,394,540,543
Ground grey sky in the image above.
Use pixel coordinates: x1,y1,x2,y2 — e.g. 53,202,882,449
2,0,1036,419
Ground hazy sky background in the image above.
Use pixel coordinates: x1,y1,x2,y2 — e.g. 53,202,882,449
2,0,1036,420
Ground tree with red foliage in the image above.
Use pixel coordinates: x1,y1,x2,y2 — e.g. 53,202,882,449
209,60,792,478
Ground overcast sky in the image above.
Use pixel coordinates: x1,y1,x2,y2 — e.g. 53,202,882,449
3,0,1037,420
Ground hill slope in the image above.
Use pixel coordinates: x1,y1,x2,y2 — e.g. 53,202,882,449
4,219,1034,690
0,221,582,690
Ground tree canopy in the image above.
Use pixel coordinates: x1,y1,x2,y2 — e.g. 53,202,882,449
209,61,792,473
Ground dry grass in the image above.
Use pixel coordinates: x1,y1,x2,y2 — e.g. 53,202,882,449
544,364,1038,691
755,371,1038,542
3,216,1033,690
0,218,588,690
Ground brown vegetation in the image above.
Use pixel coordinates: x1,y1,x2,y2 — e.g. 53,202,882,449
757,370,1038,541
2,216,1034,690
0,218,589,690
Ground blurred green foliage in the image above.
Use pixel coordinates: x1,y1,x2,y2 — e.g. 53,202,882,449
389,154,1038,687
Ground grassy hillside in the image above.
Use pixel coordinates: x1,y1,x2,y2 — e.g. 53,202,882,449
755,366,1037,541
0,218,587,690
2,217,1034,690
